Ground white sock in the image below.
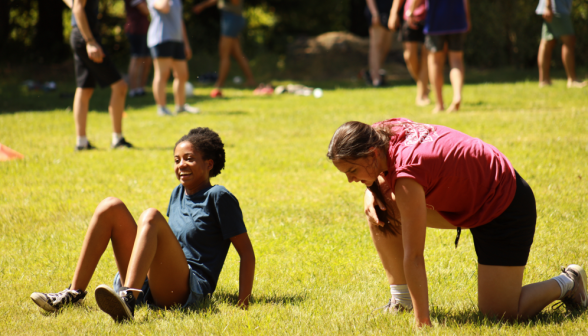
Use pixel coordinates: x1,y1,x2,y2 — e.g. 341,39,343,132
112,133,123,145
76,136,88,147
390,284,413,309
552,274,574,299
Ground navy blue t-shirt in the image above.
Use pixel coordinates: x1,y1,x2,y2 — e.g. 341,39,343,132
71,0,100,32
166,184,247,294
424,0,468,35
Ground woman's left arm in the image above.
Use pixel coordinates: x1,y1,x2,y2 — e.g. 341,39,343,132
395,178,431,327
230,232,256,308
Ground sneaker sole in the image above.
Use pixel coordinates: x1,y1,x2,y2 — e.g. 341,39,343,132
568,264,588,307
95,285,133,322
30,293,57,312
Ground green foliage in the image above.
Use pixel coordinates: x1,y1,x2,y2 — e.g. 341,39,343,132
1,70,588,334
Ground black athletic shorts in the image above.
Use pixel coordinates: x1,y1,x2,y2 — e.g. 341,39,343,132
400,21,425,43
470,171,537,266
364,7,391,30
149,41,186,60
70,27,122,88
127,33,150,57
425,33,466,53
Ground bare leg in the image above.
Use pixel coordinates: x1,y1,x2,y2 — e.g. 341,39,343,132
404,42,429,105
124,208,190,306
370,222,406,285
70,197,137,291
128,57,140,91
369,24,389,86
446,51,464,113
478,265,561,320
537,39,555,87
560,35,587,88
152,58,173,106
229,37,255,86
73,87,94,137
109,79,127,134
171,60,189,107
418,44,430,105
428,50,446,113
139,57,152,89
214,36,233,89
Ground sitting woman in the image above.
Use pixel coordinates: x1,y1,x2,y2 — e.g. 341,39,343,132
31,127,255,322
327,118,586,326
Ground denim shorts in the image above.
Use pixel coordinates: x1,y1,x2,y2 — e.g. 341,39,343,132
425,33,467,53
113,264,207,308
221,10,246,38
149,41,186,60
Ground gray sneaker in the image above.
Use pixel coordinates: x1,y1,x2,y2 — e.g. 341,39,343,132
95,284,139,322
374,297,413,314
176,104,200,114
560,264,588,311
157,105,175,117
30,286,87,312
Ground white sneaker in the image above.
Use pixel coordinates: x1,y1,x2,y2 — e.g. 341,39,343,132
157,105,175,116
176,104,200,114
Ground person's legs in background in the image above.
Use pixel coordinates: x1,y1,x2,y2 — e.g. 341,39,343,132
152,57,174,116
560,35,587,88
446,51,464,113
537,38,556,87
369,24,393,86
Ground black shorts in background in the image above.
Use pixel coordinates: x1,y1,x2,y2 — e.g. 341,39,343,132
470,171,537,267
149,41,186,60
425,33,467,53
70,27,122,89
400,21,425,43
127,33,150,58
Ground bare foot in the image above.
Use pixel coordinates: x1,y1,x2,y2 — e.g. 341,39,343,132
416,97,431,106
567,80,587,88
431,105,444,114
538,81,552,88
446,101,461,113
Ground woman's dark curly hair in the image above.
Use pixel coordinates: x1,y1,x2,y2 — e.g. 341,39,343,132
175,127,226,177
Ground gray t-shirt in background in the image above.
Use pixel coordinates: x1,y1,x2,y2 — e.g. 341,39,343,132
147,0,184,47
536,0,573,15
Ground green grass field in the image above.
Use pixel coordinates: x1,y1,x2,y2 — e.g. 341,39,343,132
1,72,588,335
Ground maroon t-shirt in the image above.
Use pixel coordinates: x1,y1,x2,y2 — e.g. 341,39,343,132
374,118,516,228
125,0,150,35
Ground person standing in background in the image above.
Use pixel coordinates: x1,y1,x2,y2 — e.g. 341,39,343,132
363,0,394,87
409,0,470,113
147,0,200,116
536,0,586,88
62,0,133,150
193,0,256,98
125,0,152,97
389,0,429,105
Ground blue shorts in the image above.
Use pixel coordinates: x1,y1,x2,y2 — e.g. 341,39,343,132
127,33,150,58
149,41,186,60
221,10,246,38
113,265,207,308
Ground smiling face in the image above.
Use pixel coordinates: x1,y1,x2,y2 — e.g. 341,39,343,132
332,155,381,187
174,141,214,195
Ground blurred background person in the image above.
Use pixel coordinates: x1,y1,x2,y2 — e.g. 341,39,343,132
536,0,587,88
410,0,470,113
193,0,256,98
389,0,429,105
125,0,152,97
147,0,200,116
363,0,394,87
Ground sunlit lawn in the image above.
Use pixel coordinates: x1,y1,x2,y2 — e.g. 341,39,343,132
1,71,588,334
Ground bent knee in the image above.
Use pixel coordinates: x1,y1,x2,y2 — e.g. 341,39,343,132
139,208,164,225
97,197,125,212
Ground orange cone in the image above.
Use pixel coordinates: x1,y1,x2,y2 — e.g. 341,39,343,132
0,144,24,161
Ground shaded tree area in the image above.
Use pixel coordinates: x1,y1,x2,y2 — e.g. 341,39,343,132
1,0,587,68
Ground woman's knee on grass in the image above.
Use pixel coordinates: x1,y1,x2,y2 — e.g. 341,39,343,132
138,208,167,230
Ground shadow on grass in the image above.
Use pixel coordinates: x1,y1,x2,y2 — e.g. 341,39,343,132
429,304,586,327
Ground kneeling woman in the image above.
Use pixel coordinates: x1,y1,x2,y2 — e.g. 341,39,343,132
327,118,585,326
31,128,255,321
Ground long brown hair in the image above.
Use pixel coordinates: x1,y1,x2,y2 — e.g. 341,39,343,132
327,121,401,235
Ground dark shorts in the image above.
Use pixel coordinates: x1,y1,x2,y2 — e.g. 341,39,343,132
400,21,425,43
127,33,150,58
364,7,391,30
425,33,466,53
149,41,186,60
221,10,246,38
470,171,537,266
70,27,122,89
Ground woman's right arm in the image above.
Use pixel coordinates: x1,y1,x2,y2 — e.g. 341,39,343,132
192,0,217,14
153,0,171,14
395,178,431,327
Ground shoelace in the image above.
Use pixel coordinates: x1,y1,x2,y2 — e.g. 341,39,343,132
50,289,80,306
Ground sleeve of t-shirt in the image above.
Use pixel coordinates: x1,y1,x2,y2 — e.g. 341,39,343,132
395,165,430,191
166,185,181,218
212,189,248,240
